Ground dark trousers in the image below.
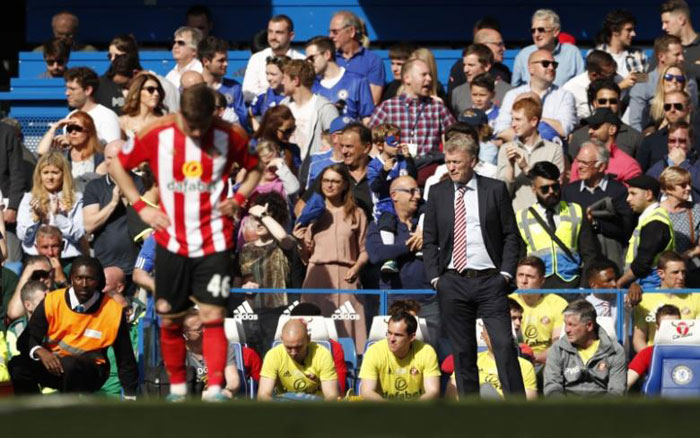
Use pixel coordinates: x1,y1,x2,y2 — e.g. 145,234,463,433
438,271,525,396
9,354,109,394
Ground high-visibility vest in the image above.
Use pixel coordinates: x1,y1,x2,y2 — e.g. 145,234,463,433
517,201,583,282
44,289,122,365
624,205,675,289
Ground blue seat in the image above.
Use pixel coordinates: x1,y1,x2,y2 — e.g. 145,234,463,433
338,337,357,394
643,320,700,397
229,342,254,398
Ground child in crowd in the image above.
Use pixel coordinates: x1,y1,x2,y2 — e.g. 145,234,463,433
457,107,499,165
469,73,499,129
249,55,290,131
367,124,418,273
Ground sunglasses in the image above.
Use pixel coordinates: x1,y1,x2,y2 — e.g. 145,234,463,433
596,98,619,105
663,73,686,83
537,182,561,194
664,102,685,111
530,27,553,34
531,60,558,69
66,124,84,134
45,58,65,66
277,126,295,136
173,39,188,47
142,86,159,95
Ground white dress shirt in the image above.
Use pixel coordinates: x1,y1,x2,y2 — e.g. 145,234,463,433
165,59,203,89
448,177,497,271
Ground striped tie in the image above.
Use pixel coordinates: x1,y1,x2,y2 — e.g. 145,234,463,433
453,185,468,273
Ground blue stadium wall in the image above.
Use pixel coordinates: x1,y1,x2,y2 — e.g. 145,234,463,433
25,0,700,46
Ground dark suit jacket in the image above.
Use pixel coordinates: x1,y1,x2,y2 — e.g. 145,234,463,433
423,174,521,281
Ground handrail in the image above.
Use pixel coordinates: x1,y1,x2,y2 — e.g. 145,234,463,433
230,287,700,346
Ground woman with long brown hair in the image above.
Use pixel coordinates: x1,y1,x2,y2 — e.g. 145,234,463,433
16,151,85,258
36,111,106,179
252,105,301,172
119,72,167,138
293,163,369,350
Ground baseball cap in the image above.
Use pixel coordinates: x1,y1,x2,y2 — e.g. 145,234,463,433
328,116,354,134
457,108,488,127
582,107,620,127
627,175,660,198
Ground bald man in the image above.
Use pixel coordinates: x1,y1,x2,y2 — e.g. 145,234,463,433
83,140,141,277
34,11,96,52
494,49,577,142
180,70,205,90
258,319,338,400
103,266,127,307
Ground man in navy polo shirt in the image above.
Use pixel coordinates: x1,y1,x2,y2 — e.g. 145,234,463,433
306,36,375,123
329,11,385,105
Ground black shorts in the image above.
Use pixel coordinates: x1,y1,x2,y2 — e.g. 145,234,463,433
155,245,233,316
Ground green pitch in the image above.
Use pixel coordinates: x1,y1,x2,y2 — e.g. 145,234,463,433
1,396,698,437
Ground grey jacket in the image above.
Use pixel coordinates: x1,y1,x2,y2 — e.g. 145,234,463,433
281,94,339,159
543,326,626,397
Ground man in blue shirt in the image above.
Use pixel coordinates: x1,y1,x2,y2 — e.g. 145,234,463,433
329,11,385,104
198,36,248,129
306,36,375,123
511,9,584,88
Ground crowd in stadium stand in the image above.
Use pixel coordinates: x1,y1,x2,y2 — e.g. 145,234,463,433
1,0,700,401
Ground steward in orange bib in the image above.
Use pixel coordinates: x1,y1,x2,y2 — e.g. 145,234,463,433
9,257,138,396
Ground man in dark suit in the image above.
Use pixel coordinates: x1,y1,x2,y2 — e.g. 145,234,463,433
423,133,525,396
562,140,635,271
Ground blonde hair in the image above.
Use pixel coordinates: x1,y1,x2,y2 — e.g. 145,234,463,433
255,139,280,157
650,63,688,128
659,165,691,192
30,151,77,222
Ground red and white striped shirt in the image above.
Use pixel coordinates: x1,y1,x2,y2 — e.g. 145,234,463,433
118,115,258,257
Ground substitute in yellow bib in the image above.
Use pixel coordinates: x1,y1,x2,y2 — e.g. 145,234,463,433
359,312,440,401
510,256,568,366
516,162,600,289
8,257,138,396
633,251,700,352
258,319,338,401
447,321,537,400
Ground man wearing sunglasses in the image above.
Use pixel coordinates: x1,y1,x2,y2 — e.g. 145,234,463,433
494,49,577,143
647,121,700,201
5,255,56,324
516,161,600,290
563,51,622,120
568,79,643,159
39,37,70,79
628,34,696,132
164,26,204,90
570,108,641,184
511,9,584,88
636,90,697,171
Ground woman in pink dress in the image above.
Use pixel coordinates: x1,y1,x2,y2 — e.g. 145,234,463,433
294,164,368,350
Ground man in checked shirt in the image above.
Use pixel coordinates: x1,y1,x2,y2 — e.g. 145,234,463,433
369,58,455,159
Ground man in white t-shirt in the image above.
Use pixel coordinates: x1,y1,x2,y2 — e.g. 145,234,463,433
64,67,120,145
242,15,305,103
281,60,339,160
165,26,204,89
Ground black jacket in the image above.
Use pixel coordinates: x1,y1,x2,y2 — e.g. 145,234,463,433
0,123,26,210
423,175,521,281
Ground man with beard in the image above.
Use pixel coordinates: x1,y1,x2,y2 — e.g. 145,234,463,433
515,162,600,289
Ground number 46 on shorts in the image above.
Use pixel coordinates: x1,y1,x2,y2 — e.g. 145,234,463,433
207,274,231,298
